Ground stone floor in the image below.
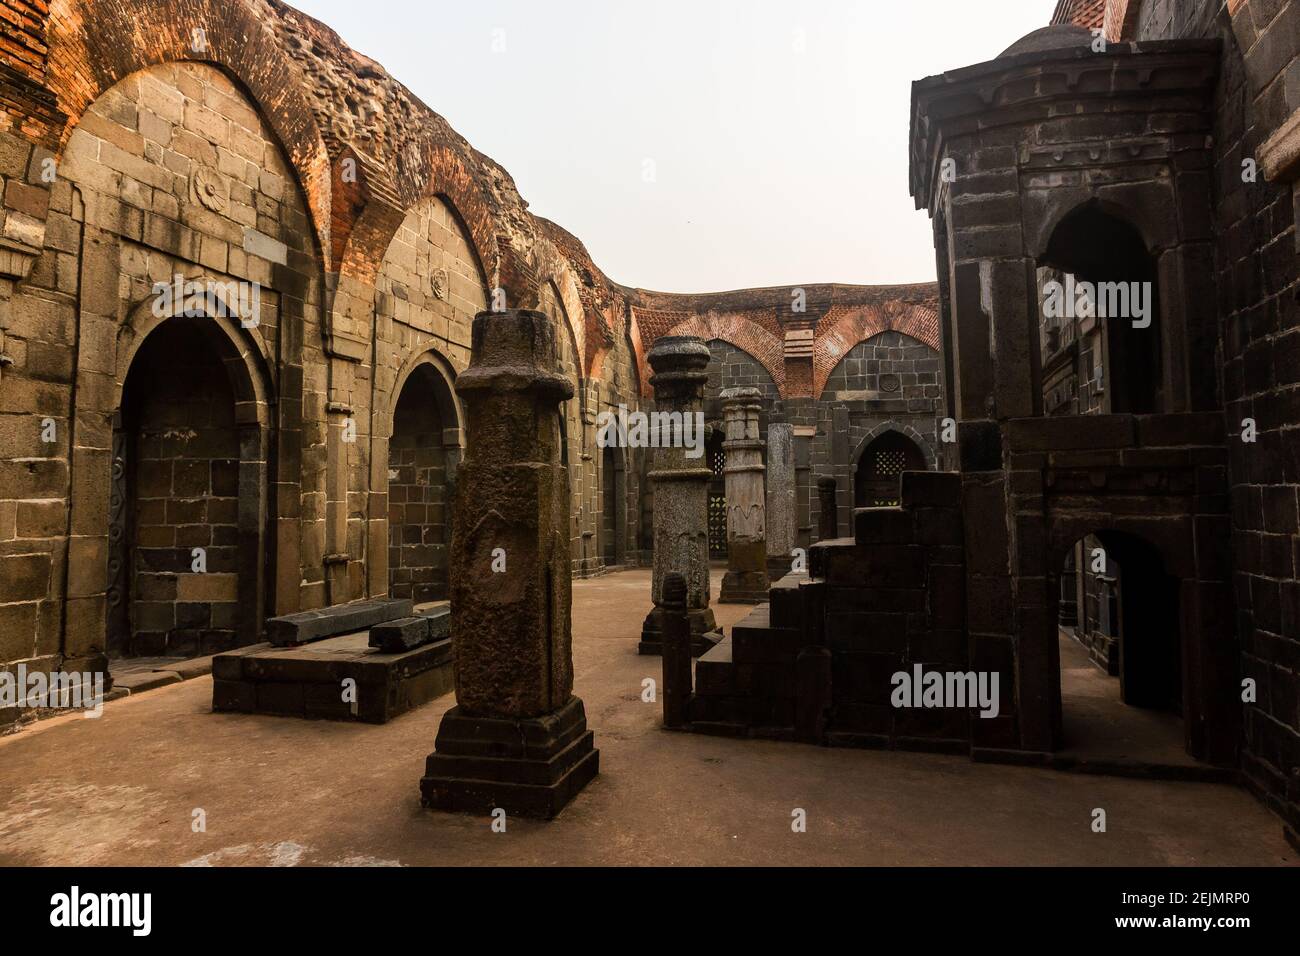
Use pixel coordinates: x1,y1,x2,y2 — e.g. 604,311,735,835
1057,627,1198,769
0,569,1293,866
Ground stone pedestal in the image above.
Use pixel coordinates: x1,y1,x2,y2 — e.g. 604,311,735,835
420,309,598,819
638,336,722,656
719,387,769,603
765,422,796,581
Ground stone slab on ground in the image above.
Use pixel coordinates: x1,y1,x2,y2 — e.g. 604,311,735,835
212,630,454,723
266,598,414,647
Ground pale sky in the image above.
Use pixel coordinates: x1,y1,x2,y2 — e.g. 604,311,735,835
290,0,1054,292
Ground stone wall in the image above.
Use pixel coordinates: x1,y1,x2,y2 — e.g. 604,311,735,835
1127,0,1300,829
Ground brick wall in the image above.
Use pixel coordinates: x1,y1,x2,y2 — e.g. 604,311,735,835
1051,0,1106,29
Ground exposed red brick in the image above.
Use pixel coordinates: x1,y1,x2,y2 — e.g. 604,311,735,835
1051,0,1106,29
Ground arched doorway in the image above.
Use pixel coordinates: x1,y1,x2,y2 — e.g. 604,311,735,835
112,315,266,657
388,361,459,604
854,431,927,508
601,443,623,568
1055,530,1186,761
1041,203,1163,414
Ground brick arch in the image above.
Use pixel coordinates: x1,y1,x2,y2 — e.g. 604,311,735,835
47,0,331,265
544,278,587,390
339,142,500,291
813,302,941,398
534,254,588,381
660,314,785,392
107,293,277,652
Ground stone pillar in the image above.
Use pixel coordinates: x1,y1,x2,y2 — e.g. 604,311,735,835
817,477,838,541
420,309,598,820
765,422,796,581
718,387,769,604
638,336,722,656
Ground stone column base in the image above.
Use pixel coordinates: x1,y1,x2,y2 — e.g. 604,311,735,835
639,606,721,657
420,697,599,820
719,568,770,604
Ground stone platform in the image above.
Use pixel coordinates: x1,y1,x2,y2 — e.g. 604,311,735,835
212,605,454,723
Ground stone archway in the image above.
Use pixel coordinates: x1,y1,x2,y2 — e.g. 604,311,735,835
600,441,626,569
852,429,928,508
111,312,271,656
1039,201,1164,415
381,351,463,604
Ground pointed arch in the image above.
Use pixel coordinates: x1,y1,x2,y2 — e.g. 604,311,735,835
48,0,332,265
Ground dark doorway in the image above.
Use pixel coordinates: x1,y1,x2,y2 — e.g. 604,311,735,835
601,443,622,567
114,317,244,657
389,365,453,604
854,431,926,508
1042,203,1162,415
1056,530,1187,765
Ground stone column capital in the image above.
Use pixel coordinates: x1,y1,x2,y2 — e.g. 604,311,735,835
647,336,711,398
457,309,575,402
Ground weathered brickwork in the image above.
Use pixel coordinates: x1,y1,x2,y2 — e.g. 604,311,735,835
0,0,961,761
1052,0,1106,30
0,0,929,717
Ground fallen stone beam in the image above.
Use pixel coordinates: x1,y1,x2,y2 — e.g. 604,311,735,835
266,598,413,647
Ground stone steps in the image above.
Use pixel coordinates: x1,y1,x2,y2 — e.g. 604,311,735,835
767,571,808,629
732,605,801,663
694,636,734,695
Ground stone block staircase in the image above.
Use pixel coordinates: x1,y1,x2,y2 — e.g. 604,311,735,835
688,471,968,748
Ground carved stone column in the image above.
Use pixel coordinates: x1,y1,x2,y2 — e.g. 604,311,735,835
765,422,796,581
718,387,768,603
420,309,598,819
638,336,721,656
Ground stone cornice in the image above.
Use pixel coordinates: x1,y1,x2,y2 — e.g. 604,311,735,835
910,39,1221,213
